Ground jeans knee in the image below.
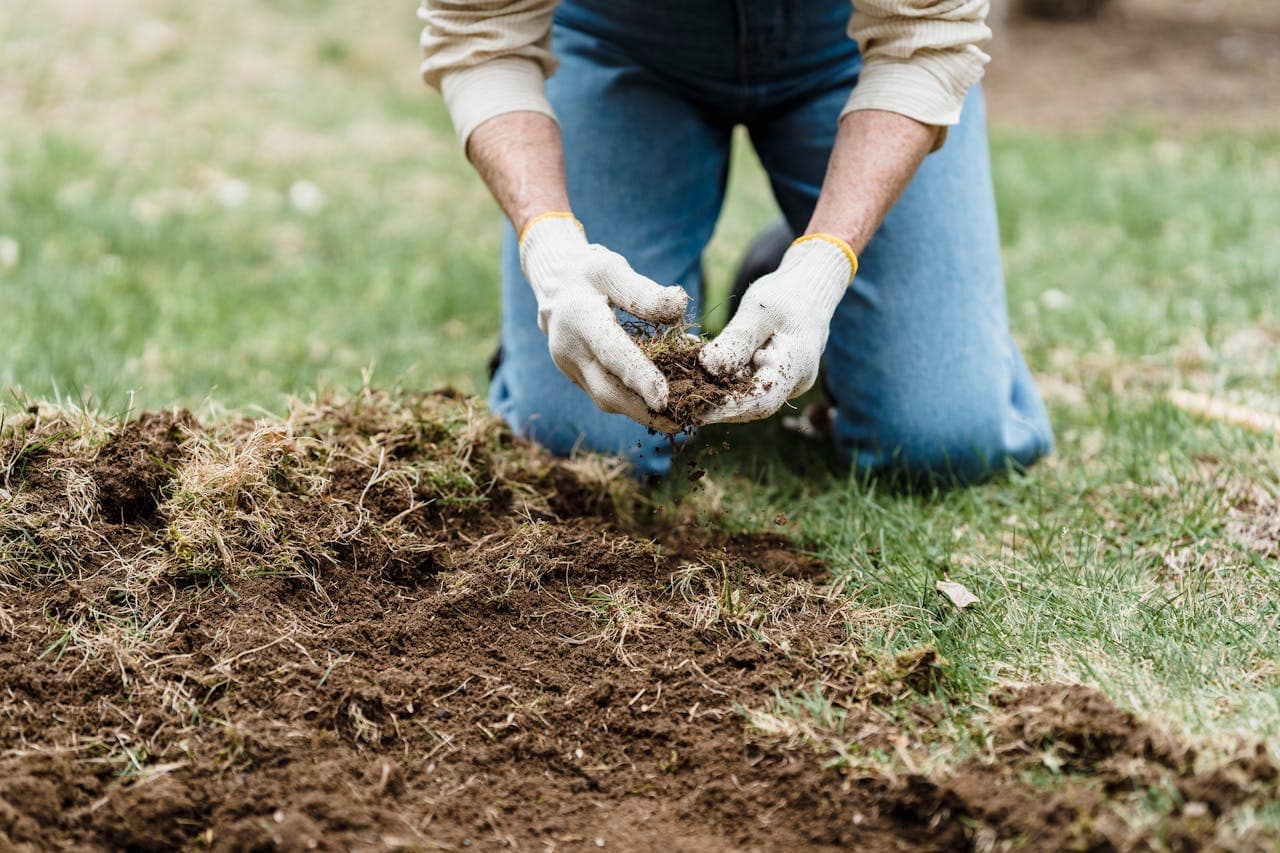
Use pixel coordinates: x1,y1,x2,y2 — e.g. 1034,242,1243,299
841,389,1046,485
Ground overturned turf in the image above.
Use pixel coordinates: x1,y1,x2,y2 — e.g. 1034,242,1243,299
0,390,1276,851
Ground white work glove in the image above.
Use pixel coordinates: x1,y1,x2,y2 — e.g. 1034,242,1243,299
520,213,690,431
699,234,857,424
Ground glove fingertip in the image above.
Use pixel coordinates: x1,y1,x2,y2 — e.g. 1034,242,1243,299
646,387,668,414
641,372,668,413
647,286,690,324
699,338,740,377
698,343,723,375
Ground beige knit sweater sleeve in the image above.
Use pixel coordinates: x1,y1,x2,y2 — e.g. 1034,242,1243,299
844,0,991,131
418,0,561,147
419,1,990,149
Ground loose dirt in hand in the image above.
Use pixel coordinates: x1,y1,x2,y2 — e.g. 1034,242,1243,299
629,323,756,432
1,390,1275,851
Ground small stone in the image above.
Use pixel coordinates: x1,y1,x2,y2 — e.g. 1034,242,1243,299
289,179,325,214
0,236,20,272
216,178,251,209
1040,288,1072,310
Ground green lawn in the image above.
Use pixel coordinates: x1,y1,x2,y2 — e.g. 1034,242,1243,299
3,0,1278,772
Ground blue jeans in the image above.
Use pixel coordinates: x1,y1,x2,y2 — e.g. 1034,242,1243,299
489,0,1054,484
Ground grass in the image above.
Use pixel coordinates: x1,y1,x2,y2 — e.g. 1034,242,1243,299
3,0,1278,810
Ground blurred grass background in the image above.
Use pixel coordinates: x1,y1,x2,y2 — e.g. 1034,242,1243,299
3,0,1280,758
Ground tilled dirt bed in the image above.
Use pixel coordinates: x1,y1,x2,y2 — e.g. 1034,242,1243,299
0,391,1274,851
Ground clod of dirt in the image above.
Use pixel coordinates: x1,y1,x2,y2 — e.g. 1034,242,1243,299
991,682,1190,773
921,683,1280,851
629,322,756,433
1176,745,1279,817
91,410,193,523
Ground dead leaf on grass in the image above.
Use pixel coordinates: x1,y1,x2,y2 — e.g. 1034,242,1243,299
935,579,980,611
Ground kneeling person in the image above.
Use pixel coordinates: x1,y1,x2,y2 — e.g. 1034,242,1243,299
418,0,1053,484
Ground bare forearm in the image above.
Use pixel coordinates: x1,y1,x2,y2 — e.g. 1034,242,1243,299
806,110,936,254
466,112,571,235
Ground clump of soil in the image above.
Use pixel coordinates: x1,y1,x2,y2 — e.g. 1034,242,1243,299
0,390,1275,851
932,684,1280,849
991,681,1190,773
90,409,193,523
629,322,756,432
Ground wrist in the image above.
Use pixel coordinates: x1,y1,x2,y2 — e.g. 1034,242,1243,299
518,212,588,295
774,235,856,321
792,233,858,280
801,217,874,255
518,210,581,245
510,193,570,235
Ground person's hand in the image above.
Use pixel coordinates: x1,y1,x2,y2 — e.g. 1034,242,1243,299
699,234,856,424
520,213,690,431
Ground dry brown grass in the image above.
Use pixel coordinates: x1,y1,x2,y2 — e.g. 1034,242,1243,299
0,386,641,673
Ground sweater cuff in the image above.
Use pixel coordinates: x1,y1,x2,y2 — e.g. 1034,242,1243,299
841,51,985,151
439,56,557,150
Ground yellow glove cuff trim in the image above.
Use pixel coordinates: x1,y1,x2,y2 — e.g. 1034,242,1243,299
793,232,859,282
518,211,581,245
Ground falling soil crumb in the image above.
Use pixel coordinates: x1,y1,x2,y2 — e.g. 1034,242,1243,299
629,322,757,432
0,390,1276,851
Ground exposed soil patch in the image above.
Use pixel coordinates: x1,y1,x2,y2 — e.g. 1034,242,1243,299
1226,477,1280,561
0,391,1275,851
987,2,1280,129
630,323,756,433
992,681,1189,773
656,523,832,583
932,684,1280,849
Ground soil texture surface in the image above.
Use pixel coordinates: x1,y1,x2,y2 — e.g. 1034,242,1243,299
1,391,1275,850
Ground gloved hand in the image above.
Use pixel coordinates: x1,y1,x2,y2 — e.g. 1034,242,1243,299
699,234,856,424
520,213,690,431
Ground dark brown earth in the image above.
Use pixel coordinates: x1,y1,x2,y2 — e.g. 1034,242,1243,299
0,391,1275,851
89,410,195,524
630,324,757,433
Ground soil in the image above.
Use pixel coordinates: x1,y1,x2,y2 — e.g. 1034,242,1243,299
939,683,1280,850
629,324,757,433
1,391,1275,851
89,410,194,524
